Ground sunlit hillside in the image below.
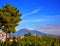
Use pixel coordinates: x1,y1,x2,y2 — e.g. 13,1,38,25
0,33,60,46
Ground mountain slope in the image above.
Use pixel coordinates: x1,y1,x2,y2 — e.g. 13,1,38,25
13,28,44,37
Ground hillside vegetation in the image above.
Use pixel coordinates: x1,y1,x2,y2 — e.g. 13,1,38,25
0,33,60,46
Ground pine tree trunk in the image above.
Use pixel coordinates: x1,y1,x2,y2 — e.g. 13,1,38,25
6,29,8,46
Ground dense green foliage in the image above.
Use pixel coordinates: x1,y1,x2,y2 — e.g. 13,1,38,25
0,4,21,33
0,33,60,46
17,33,41,46
0,4,22,45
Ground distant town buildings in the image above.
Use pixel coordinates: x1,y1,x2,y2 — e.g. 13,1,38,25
33,34,37,36
20,36,24,39
0,32,41,42
0,32,6,42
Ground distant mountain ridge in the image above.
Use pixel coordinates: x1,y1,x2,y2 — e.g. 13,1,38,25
10,28,60,37
13,28,44,37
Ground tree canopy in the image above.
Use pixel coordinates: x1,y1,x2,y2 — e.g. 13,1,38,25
0,4,22,33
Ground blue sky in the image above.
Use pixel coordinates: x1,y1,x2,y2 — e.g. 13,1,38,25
0,0,60,35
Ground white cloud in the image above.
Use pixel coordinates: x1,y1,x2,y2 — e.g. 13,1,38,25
22,8,40,18
31,9,40,13
44,15,60,19
30,24,60,35
35,19,43,21
34,19,48,22
20,18,48,23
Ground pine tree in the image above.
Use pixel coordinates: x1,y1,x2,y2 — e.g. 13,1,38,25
0,4,22,44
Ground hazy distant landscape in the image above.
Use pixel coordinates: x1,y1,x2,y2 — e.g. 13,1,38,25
0,0,60,46
11,28,60,37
